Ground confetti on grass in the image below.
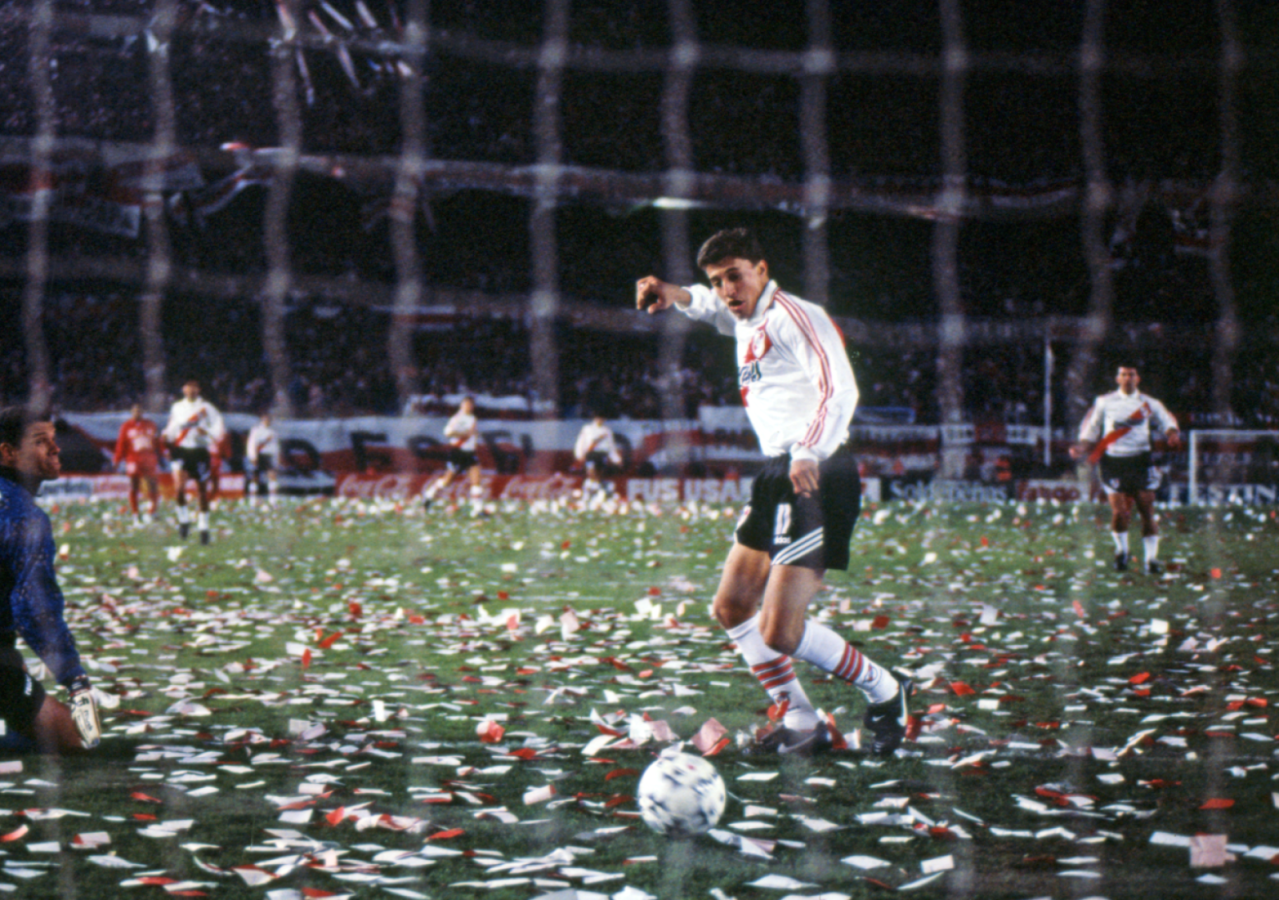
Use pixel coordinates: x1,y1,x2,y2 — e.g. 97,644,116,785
19,498,1279,899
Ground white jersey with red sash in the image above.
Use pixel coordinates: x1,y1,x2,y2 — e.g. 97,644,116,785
574,422,621,465
1079,390,1178,463
679,280,858,462
164,398,225,451
444,412,478,452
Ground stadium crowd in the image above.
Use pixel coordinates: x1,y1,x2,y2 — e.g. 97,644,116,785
3,1,1264,183
3,288,1277,435
1,1,1275,437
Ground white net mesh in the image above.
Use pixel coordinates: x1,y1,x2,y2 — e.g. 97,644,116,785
2,1,1273,444
1,1,1278,893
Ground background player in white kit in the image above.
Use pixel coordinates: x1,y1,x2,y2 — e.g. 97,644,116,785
1071,364,1181,574
573,413,622,506
163,380,225,545
421,397,485,516
245,413,280,507
636,228,911,756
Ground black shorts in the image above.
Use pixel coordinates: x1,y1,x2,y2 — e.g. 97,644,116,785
446,447,478,473
736,449,862,571
584,451,613,476
249,454,276,476
0,647,46,737
1100,452,1161,495
171,446,213,482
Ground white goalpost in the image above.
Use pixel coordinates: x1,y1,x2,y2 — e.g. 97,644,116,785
1186,429,1279,505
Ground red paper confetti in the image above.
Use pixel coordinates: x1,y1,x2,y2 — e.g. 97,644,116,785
1199,798,1235,810
426,828,465,841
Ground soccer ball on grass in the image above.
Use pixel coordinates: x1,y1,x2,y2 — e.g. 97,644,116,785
636,750,727,836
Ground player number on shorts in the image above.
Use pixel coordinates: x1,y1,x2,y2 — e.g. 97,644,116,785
773,503,792,541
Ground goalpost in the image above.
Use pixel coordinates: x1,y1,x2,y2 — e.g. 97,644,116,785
1186,429,1279,505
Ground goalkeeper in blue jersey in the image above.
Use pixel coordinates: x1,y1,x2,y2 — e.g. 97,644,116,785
0,407,100,754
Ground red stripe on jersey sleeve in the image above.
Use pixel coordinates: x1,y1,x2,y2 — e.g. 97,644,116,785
776,293,834,449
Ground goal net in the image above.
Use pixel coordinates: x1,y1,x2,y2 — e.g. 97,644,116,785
1186,429,1279,505
1,0,1271,499
1,3,1276,896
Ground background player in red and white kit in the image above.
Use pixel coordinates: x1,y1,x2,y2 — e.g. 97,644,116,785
245,413,280,507
637,228,910,757
113,404,164,524
573,413,622,505
1071,365,1181,574
163,380,225,545
421,397,484,515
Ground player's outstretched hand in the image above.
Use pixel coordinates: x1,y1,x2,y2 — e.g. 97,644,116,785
635,276,689,314
68,676,101,749
1165,430,1182,450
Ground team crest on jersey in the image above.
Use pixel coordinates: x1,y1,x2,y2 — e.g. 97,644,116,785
745,328,772,364
1120,402,1151,428
738,328,770,405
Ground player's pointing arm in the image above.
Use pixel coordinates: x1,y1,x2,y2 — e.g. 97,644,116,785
635,276,691,314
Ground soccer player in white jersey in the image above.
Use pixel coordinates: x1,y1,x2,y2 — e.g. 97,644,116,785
1071,365,1181,574
163,380,225,545
573,413,622,505
636,228,910,757
421,397,485,515
245,413,280,507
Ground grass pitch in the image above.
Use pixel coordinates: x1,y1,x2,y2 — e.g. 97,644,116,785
5,496,1277,899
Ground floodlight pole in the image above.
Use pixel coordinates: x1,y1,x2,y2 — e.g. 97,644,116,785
1043,332,1053,467
1188,429,1198,504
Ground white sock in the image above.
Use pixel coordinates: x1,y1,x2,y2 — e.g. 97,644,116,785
197,512,209,532
424,481,440,500
725,615,820,731
1143,534,1159,563
177,505,190,525
793,620,899,705
1112,531,1129,555
268,481,278,504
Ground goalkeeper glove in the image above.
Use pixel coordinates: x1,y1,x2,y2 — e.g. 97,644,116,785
67,676,101,749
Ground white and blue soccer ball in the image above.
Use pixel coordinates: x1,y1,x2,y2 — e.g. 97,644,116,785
637,750,727,836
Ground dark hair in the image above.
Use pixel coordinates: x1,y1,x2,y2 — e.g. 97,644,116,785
0,406,51,449
696,228,766,270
